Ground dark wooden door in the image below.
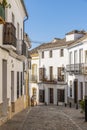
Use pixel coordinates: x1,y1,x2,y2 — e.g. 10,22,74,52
49,88,53,103
80,82,83,100
57,89,64,102
74,80,78,103
39,90,45,102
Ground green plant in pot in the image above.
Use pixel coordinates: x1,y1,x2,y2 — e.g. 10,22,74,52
0,0,11,8
80,100,85,113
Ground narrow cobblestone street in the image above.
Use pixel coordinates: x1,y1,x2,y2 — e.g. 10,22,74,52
0,105,87,130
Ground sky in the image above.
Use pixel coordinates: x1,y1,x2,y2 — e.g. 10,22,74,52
24,0,87,49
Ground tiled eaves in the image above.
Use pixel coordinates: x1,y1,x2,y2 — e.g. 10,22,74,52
30,34,87,55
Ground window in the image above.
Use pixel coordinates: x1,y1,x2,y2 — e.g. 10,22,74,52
17,23,19,39
85,51,87,63
12,13,15,25
58,67,64,81
49,66,53,81
39,68,45,81
74,50,77,64
70,81,72,97
69,52,72,64
60,49,64,57
29,61,31,69
17,72,19,98
49,50,52,58
79,49,83,63
32,64,37,82
42,51,44,58
21,28,22,40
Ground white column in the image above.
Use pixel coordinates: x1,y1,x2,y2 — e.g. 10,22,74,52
45,87,49,104
54,87,57,105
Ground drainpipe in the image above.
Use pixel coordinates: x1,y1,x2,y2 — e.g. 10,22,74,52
23,15,28,40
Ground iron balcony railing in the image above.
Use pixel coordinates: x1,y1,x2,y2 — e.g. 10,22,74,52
39,75,66,84
22,41,27,57
0,4,5,23
29,75,38,83
66,63,87,74
16,40,23,55
16,40,27,57
3,22,16,47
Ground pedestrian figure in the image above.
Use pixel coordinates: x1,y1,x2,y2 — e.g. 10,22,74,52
31,96,34,106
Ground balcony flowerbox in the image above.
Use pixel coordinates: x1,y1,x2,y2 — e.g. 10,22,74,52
0,4,5,24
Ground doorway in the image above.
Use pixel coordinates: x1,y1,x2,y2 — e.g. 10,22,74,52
39,90,45,102
57,89,65,102
49,88,53,103
74,80,78,103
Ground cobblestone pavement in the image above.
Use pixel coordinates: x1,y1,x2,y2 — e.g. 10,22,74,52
0,105,87,130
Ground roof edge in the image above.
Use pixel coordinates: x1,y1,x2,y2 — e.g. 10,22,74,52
21,0,28,18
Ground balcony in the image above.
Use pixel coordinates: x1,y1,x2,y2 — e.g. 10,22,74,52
39,75,66,84
16,40,23,55
66,63,87,74
30,75,38,83
16,40,27,60
22,41,26,57
42,79,57,84
3,22,16,49
0,4,5,24
83,64,87,74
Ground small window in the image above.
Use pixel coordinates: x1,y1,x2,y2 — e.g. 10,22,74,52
12,13,15,25
42,51,44,58
85,51,87,63
21,28,22,40
60,49,64,57
17,23,19,39
49,50,52,58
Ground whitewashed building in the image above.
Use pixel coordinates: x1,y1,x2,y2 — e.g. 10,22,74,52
66,30,87,105
30,38,68,105
30,30,87,106
0,0,30,119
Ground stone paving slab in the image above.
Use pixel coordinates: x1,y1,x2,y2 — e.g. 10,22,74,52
0,105,87,130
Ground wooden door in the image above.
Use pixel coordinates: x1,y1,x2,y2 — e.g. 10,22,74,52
49,88,53,103
39,90,45,102
57,89,64,102
74,80,78,103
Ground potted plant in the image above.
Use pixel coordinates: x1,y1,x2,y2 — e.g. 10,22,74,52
80,100,85,113
0,0,11,8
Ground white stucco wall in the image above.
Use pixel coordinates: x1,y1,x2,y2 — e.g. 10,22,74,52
67,38,87,101
39,47,68,80
29,83,39,104
0,0,27,106
66,33,84,42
